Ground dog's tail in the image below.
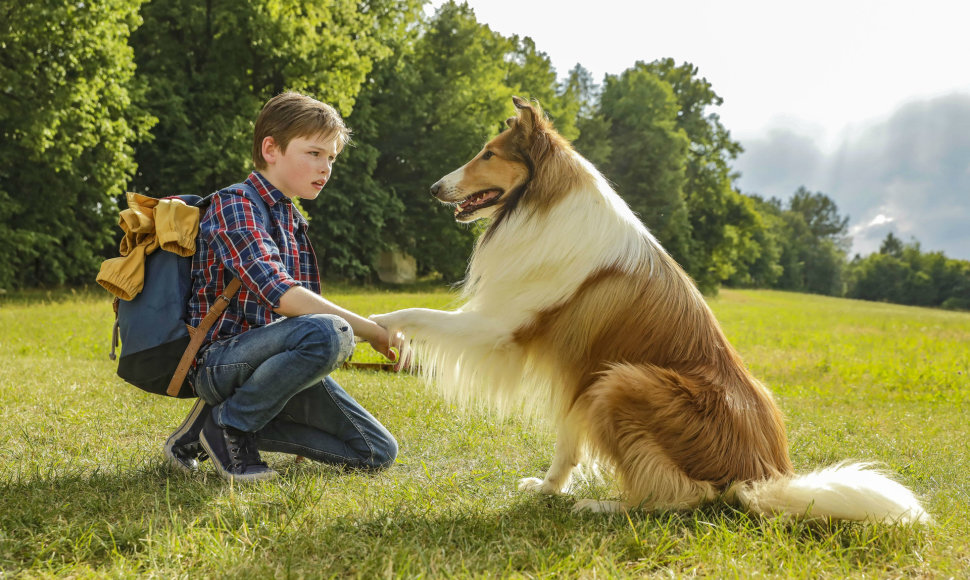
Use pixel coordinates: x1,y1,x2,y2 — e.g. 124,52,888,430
731,462,931,524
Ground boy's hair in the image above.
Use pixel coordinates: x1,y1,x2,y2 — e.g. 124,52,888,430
252,92,352,170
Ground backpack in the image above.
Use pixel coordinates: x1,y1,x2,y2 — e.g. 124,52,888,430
106,183,271,398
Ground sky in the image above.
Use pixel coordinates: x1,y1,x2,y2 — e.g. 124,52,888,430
427,0,970,259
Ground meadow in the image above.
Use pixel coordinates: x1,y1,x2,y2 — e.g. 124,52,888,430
0,286,968,578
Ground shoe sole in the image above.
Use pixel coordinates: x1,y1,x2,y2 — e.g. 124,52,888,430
199,429,278,483
163,399,209,474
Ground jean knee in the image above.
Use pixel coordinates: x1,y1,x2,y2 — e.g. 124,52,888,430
368,432,398,471
294,314,356,368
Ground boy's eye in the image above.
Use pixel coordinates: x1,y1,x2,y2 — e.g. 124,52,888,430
482,150,494,160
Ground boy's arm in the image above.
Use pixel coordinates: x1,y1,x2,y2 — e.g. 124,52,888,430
275,285,405,361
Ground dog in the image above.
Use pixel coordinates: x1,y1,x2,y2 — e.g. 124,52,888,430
371,97,930,523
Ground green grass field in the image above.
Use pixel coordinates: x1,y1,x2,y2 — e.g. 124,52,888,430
1,287,968,578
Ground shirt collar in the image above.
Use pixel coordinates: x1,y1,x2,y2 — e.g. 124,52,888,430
247,171,289,207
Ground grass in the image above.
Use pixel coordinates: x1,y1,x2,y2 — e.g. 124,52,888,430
0,286,968,578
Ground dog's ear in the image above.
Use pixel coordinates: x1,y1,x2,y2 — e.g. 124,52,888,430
512,96,539,136
511,96,550,162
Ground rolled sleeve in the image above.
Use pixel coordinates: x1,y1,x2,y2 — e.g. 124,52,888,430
204,193,297,308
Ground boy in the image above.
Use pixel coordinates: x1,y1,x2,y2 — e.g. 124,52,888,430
164,91,404,481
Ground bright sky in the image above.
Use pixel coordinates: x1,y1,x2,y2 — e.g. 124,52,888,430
428,0,970,152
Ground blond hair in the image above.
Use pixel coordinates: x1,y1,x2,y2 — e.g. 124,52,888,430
252,92,351,170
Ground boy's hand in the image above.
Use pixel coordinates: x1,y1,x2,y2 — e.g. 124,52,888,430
369,325,410,372
369,316,412,372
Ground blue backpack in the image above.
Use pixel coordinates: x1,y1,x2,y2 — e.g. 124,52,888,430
108,183,271,398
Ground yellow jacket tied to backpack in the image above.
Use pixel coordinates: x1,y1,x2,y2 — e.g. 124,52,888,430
97,192,200,301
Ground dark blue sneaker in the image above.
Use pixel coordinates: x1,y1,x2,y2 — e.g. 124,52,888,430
163,398,211,473
199,411,276,482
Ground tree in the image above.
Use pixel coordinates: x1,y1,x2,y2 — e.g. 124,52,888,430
323,1,576,282
879,231,904,258
780,188,849,295
789,187,850,247
643,59,759,293
596,63,692,269
569,64,613,169
130,0,408,196
350,1,516,281
725,195,784,288
0,0,154,289
846,252,909,303
301,0,424,279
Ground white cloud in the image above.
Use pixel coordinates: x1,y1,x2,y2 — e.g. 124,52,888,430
868,214,895,227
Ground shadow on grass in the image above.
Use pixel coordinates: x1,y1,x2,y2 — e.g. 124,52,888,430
0,463,930,576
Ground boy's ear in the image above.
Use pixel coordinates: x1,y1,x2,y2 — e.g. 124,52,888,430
261,136,280,165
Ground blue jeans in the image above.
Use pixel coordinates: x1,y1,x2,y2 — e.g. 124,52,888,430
190,314,398,470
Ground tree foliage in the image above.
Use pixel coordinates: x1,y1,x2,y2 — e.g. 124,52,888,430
3,0,967,310
847,235,970,309
320,1,579,281
0,0,154,289
595,63,692,268
130,0,410,196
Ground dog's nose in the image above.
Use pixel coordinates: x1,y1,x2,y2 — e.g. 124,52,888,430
430,181,442,198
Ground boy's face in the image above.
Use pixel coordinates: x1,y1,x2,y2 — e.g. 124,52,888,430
260,133,341,201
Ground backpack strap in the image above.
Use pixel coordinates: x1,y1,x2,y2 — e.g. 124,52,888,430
166,277,242,396
164,182,273,397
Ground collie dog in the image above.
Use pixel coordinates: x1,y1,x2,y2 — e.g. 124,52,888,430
372,97,929,523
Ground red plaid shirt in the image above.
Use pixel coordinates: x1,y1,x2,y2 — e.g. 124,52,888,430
189,171,321,344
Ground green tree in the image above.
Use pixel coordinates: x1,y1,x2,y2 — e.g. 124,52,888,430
846,252,909,303
879,231,904,258
789,186,850,247
725,195,784,288
779,188,849,295
569,64,612,169
358,1,516,281
326,1,575,282
596,63,692,269
307,0,423,279
643,59,759,293
848,232,970,308
0,0,154,289
130,0,406,196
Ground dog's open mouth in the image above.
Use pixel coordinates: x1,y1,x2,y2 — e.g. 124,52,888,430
453,189,503,218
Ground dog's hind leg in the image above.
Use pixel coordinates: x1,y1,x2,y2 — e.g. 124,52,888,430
578,364,719,511
518,416,584,495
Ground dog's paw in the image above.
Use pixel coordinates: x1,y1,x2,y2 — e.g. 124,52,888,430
572,499,630,514
518,477,562,495
368,312,398,330
370,309,418,334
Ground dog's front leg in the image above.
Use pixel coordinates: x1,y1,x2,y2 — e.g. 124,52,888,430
371,308,513,370
371,308,510,347
518,420,582,495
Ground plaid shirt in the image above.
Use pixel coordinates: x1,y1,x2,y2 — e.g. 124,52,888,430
189,171,321,344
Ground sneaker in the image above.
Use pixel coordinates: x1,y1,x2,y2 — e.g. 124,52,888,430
199,411,277,482
163,398,211,473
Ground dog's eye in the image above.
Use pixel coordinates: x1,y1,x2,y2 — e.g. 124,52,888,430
482,151,494,160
